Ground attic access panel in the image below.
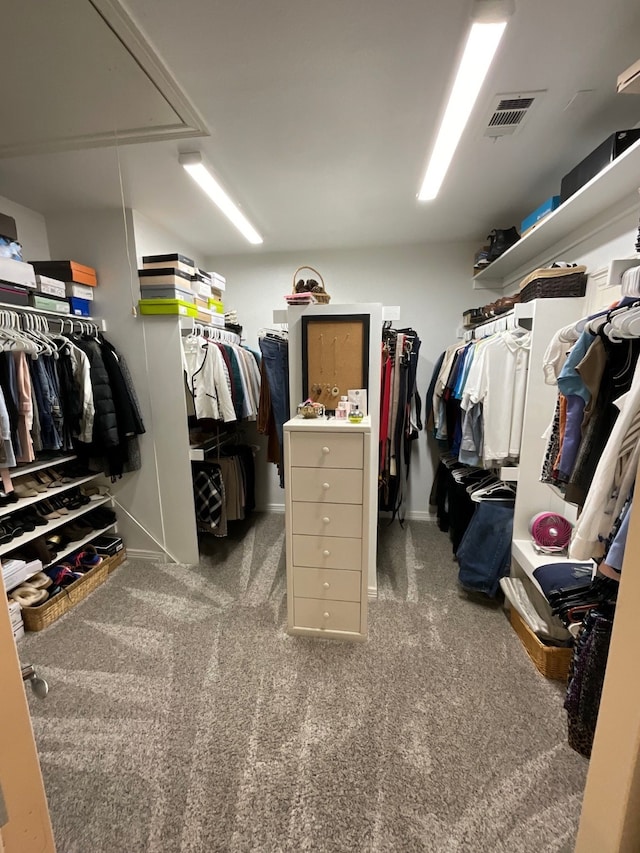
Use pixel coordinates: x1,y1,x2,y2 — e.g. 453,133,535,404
0,0,208,157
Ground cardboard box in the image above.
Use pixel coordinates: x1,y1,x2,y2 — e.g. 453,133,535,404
66,282,94,301
191,279,213,300
209,298,224,315
560,129,640,203
0,284,29,306
36,274,66,298
138,298,197,317
521,196,561,234
0,257,36,289
142,253,195,276
30,293,70,313
68,297,91,317
139,283,195,303
138,268,193,289
31,260,97,286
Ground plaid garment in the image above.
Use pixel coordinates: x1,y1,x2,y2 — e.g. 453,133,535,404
193,467,225,532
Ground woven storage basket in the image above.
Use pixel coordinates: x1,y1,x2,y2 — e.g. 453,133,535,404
292,266,330,304
22,560,109,632
519,270,587,303
510,607,573,680
106,548,127,574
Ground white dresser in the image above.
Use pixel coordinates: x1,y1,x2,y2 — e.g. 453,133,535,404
284,416,372,641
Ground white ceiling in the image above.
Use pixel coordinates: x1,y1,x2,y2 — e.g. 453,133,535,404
1,0,640,255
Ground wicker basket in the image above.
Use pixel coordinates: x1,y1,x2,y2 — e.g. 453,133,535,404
22,559,109,632
106,548,127,574
510,607,573,681
292,266,330,304
519,270,587,303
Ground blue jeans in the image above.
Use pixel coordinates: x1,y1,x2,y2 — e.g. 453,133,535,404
456,501,514,597
259,336,290,487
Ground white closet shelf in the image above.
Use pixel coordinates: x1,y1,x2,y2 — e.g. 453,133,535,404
0,301,105,327
44,522,117,569
10,454,77,479
473,137,640,288
0,496,111,557
499,466,519,482
0,474,101,520
512,538,594,592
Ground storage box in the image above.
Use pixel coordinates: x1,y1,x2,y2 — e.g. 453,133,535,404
560,129,640,203
191,279,213,300
68,297,91,317
0,257,36,289
8,599,23,628
196,308,213,324
209,313,225,328
142,253,195,276
138,298,197,317
0,213,18,241
31,261,97,287
510,606,572,680
3,558,28,592
30,293,70,313
138,267,193,289
13,623,25,642
66,282,94,301
195,269,212,284
139,284,195,303
22,560,109,632
521,196,561,234
92,534,124,557
209,297,224,315
0,284,30,306
36,274,66,299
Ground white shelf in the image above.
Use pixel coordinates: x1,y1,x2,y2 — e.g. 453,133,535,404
44,522,117,569
0,300,104,327
499,466,519,482
512,538,594,593
0,496,111,557
9,454,77,479
0,474,101,520
473,137,640,288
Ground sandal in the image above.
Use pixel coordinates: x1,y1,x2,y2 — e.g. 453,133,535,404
37,502,61,521
13,482,39,499
22,477,48,495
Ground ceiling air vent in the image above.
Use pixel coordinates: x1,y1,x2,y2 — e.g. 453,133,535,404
484,92,543,138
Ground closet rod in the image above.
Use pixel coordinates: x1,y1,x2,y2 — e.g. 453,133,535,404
180,316,241,345
0,300,105,330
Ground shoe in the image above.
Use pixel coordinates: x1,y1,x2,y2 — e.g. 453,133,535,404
3,519,25,540
0,490,19,506
20,510,48,528
486,226,520,263
48,496,70,515
86,507,117,528
37,502,61,521
22,477,48,495
13,483,39,499
34,470,59,489
13,512,36,533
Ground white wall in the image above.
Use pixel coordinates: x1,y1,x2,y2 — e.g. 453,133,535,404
0,194,50,260
207,242,479,517
132,210,205,269
46,208,200,564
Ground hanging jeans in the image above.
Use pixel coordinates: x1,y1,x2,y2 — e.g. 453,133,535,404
456,500,514,597
259,336,289,487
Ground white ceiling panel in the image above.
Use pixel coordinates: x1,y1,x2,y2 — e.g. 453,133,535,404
0,0,639,253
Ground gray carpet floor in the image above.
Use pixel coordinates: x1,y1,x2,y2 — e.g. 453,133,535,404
21,514,588,852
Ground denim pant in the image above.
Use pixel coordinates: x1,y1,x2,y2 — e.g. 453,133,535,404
259,336,290,487
456,500,514,597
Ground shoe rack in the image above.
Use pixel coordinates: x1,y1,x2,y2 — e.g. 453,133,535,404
1,456,118,593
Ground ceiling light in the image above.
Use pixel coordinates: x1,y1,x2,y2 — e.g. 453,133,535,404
179,152,263,245
418,17,509,201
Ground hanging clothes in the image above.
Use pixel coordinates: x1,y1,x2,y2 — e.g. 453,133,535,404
379,326,422,522
192,445,256,537
258,330,289,488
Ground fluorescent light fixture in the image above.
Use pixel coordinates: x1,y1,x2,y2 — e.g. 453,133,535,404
179,152,263,245
418,20,507,201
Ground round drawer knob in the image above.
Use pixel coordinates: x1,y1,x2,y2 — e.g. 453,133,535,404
323,550,330,557
323,582,330,589
323,611,330,619
322,446,330,454
322,517,330,524
322,482,330,490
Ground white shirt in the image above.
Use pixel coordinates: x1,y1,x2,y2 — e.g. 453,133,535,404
542,325,580,386
182,337,236,423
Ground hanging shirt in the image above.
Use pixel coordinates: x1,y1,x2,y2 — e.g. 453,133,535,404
182,336,236,423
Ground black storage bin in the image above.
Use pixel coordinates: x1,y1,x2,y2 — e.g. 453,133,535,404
560,129,640,203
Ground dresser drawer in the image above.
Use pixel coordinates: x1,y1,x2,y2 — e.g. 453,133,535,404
289,431,363,469
290,467,363,504
293,567,361,602
292,534,362,570
292,502,362,538
294,597,361,634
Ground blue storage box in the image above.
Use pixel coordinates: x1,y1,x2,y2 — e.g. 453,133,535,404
521,196,561,234
68,296,91,316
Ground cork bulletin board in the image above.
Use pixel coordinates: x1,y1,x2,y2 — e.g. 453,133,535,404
301,314,370,410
